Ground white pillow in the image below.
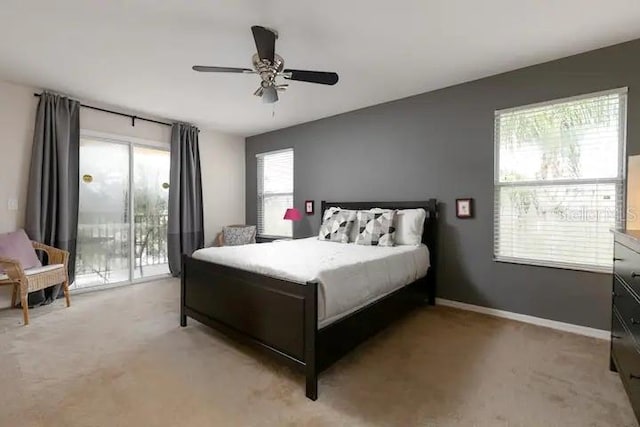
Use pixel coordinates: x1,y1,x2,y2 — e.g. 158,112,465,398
394,208,427,245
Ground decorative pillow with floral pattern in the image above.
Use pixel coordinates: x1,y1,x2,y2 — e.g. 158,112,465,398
223,226,256,246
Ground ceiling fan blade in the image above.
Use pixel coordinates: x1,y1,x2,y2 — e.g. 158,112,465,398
192,65,254,73
262,86,278,104
251,26,276,63
283,69,339,85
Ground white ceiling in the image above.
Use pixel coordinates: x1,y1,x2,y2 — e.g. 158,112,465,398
1,0,640,137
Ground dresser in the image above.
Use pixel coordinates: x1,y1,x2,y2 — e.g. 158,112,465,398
612,230,640,421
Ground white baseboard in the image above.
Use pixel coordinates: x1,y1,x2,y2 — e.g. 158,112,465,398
435,298,610,341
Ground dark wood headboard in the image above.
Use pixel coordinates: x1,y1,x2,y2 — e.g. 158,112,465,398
320,199,438,246
320,199,439,302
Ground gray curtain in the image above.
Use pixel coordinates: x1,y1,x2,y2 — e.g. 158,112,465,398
25,92,80,306
168,123,204,276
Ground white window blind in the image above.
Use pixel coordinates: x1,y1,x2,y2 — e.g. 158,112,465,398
494,89,627,273
257,148,294,237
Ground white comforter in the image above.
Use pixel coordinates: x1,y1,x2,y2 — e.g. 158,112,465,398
191,238,430,327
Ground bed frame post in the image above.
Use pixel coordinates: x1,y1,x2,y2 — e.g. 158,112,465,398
425,198,438,305
180,255,187,327
304,280,319,400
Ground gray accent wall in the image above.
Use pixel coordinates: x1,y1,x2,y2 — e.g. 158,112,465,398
246,39,640,330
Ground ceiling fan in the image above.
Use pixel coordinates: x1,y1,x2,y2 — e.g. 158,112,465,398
192,25,339,104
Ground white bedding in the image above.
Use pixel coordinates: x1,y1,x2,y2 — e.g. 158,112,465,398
192,238,430,328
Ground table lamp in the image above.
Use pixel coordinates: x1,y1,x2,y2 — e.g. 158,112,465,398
283,208,302,222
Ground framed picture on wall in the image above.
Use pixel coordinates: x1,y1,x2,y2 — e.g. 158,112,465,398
305,200,314,215
456,198,473,218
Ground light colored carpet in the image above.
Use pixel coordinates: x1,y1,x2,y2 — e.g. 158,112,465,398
0,278,636,427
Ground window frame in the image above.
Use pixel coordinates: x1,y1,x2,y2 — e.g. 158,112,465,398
256,148,294,239
493,88,628,274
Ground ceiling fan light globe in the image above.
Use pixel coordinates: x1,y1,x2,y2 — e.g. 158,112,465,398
262,86,278,103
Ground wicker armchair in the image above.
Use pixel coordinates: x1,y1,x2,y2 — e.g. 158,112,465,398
0,241,71,325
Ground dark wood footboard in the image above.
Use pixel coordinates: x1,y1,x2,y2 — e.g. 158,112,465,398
181,255,319,398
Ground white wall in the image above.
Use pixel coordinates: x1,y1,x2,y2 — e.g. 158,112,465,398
200,130,246,245
0,81,36,234
0,79,245,307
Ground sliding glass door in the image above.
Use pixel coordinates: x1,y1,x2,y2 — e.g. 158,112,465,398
133,146,170,280
76,139,130,287
75,136,169,289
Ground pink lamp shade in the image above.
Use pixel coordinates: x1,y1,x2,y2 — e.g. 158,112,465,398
283,208,302,221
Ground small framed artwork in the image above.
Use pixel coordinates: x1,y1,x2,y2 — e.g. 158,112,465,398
456,198,473,219
305,200,315,215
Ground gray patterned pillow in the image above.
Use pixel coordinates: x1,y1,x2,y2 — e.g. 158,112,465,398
318,209,356,243
355,209,397,246
223,225,256,246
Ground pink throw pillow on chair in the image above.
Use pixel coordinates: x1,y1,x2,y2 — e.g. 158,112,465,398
0,229,42,273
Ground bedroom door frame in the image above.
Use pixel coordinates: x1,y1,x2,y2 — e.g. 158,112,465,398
75,130,171,292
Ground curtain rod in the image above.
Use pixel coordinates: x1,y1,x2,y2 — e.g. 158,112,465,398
33,93,172,128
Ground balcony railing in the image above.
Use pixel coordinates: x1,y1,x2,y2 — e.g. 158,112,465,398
75,214,169,286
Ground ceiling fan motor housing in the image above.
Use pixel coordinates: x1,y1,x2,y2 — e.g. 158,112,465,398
254,53,283,85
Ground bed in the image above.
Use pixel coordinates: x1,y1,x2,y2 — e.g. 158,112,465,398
180,200,438,400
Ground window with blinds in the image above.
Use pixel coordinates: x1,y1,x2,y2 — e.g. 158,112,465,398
494,88,627,273
257,148,294,237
